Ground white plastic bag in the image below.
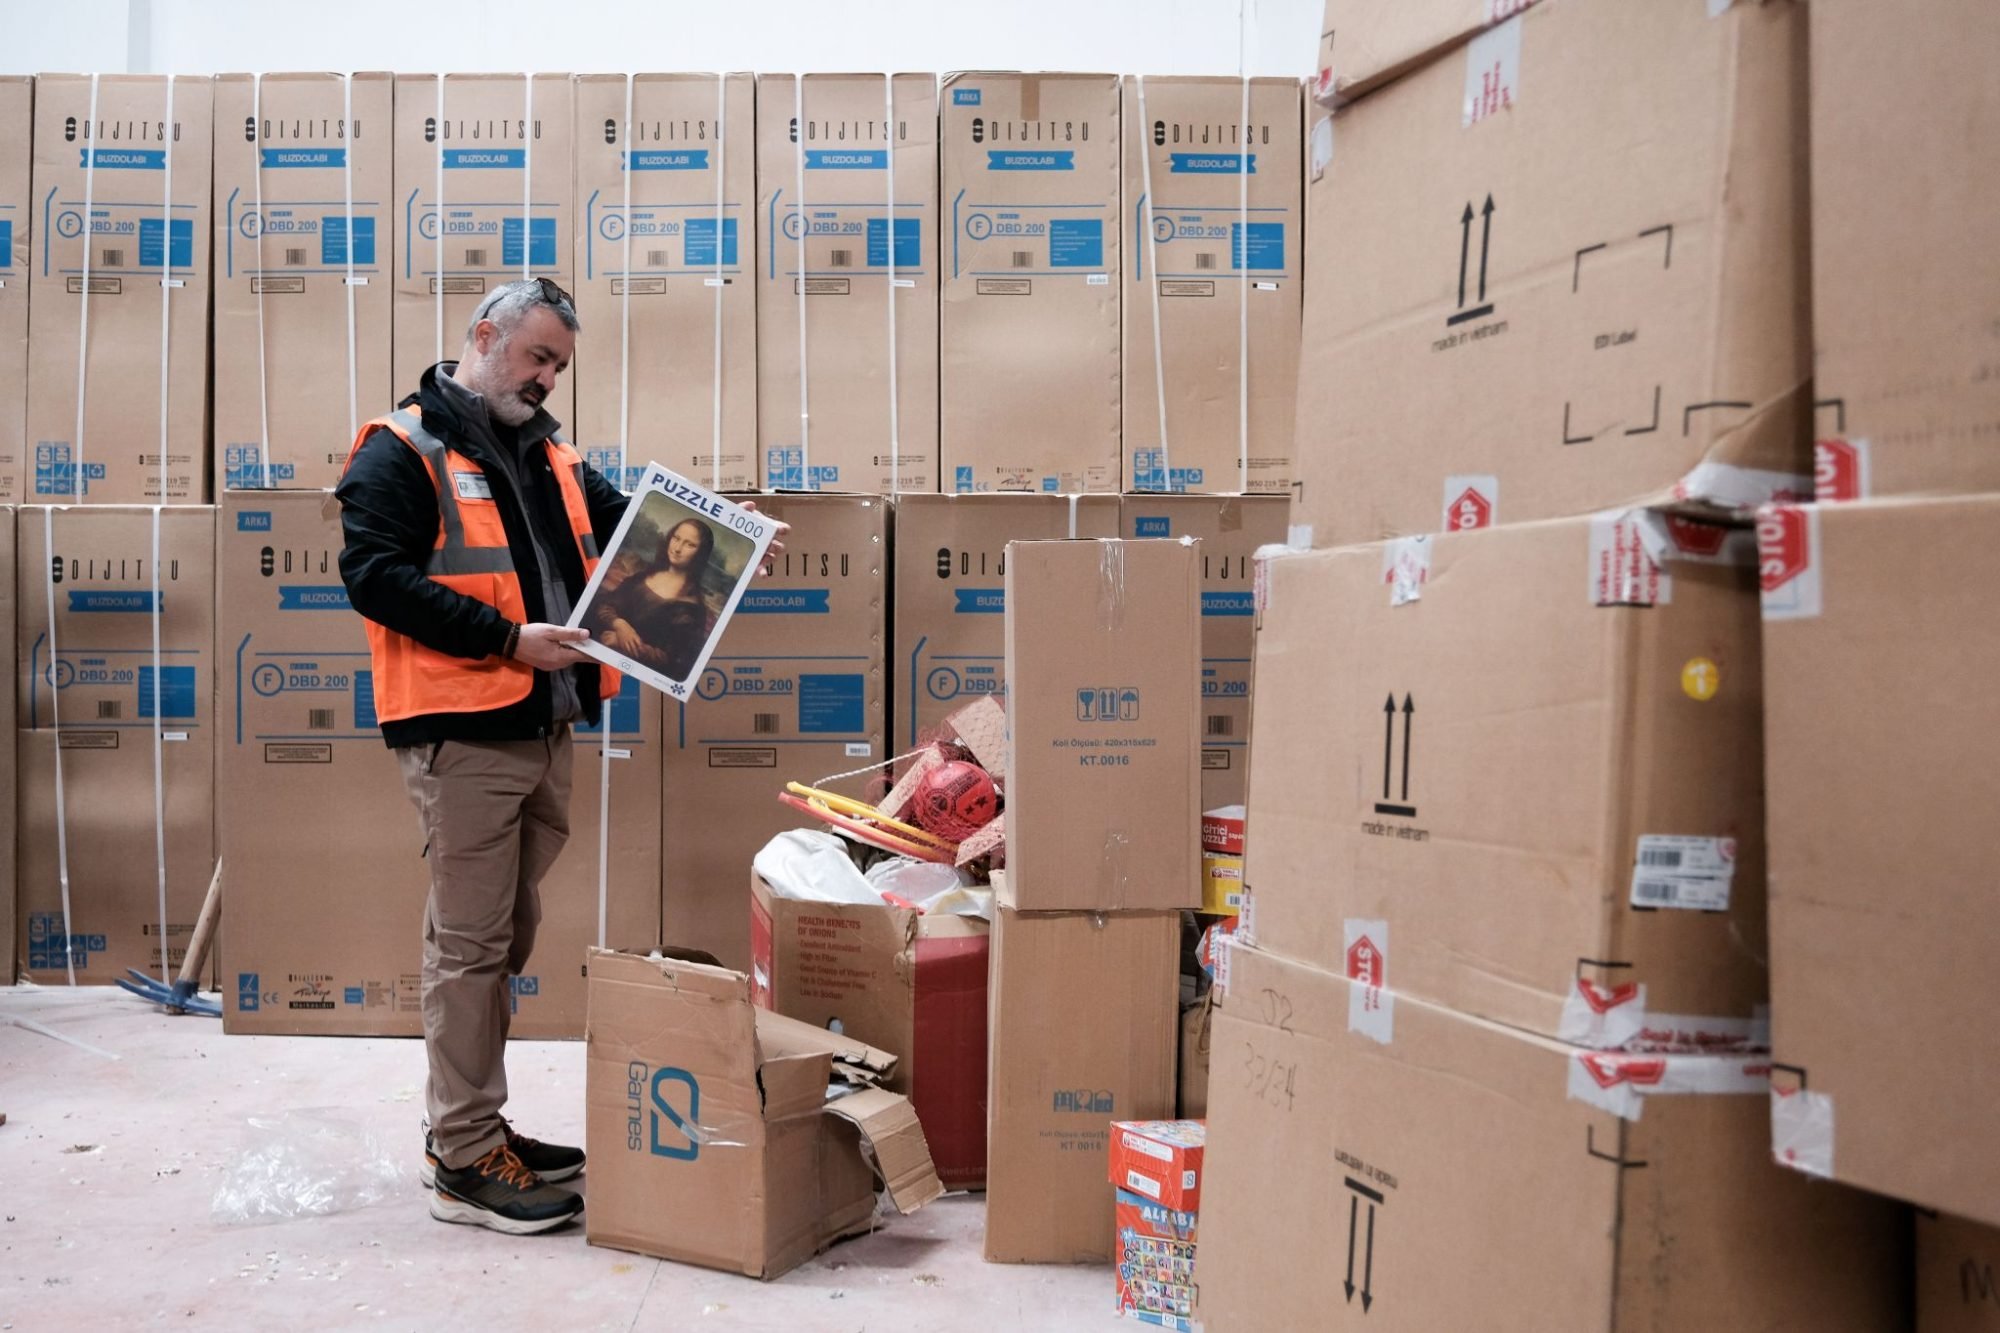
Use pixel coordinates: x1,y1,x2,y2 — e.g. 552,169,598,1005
211,1109,408,1224
754,829,884,906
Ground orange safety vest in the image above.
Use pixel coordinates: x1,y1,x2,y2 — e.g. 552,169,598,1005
342,405,618,724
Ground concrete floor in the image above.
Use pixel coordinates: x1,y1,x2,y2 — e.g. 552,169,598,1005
0,987,1129,1332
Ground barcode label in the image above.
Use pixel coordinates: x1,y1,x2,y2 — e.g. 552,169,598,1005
1206,715,1234,737
1629,835,1735,912
1633,880,1682,904
284,248,308,266
465,248,487,267
1639,848,1683,868
830,249,853,268
1011,250,1034,268
752,714,780,736
647,249,669,267
98,700,123,720
103,248,126,267
307,709,335,731
1194,252,1217,271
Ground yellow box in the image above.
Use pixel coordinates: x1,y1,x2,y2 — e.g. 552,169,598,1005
1203,852,1245,917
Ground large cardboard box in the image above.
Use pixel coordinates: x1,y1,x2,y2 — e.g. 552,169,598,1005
890,493,1118,753
1120,495,1286,811
939,72,1121,495
750,871,989,1190
1295,0,1810,548
756,73,938,494
1807,0,2000,502
1759,495,2000,1224
984,899,1179,1264
573,73,755,493
1194,945,1912,1332
1920,1212,2000,1333
1246,514,1767,1045
662,494,885,970
212,72,393,493
0,79,29,502
25,75,213,504
216,490,659,1037
1120,76,1299,496
1316,0,1536,105
584,947,942,1278
1003,538,1200,912
15,506,215,982
393,74,576,422
0,505,14,979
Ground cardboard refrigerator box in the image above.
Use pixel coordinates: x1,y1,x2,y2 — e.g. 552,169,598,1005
393,74,576,425
1807,0,2000,502
584,947,942,1278
1296,0,1810,549
16,506,215,982
749,870,989,1190
984,895,1179,1264
25,75,213,504
939,72,1120,495
1315,0,1540,105
212,72,394,493
1194,945,1913,1333
573,73,755,494
1919,1212,2000,1333
1759,495,2000,1225
1120,76,1299,496
890,492,1118,752
0,505,14,979
756,73,938,494
662,494,884,970
216,491,661,1036
0,78,29,502
1002,538,1200,912
1120,495,1286,810
1245,513,1767,1045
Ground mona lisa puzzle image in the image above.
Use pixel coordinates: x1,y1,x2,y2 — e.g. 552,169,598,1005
567,464,780,702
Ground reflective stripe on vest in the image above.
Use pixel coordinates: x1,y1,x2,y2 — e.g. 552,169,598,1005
343,404,620,724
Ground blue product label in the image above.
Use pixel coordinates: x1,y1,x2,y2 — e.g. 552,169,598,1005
79,148,166,170
1049,218,1103,268
343,987,364,1005
238,972,261,1010
987,151,1074,171
138,665,197,720
502,216,557,268
737,589,831,614
278,586,351,611
1133,516,1171,537
261,148,346,169
954,588,1004,614
224,447,296,488
954,466,973,492
799,673,864,734
354,673,378,731
442,148,525,169
683,216,738,267
953,88,982,106
1232,221,1285,271
139,217,194,269
627,149,709,171
33,445,107,497
865,216,921,268
68,590,157,613
1203,590,1255,617
0,220,12,260
1074,687,1142,722
805,149,886,170
1168,152,1256,175
321,214,376,266
1041,477,1059,492
236,509,273,532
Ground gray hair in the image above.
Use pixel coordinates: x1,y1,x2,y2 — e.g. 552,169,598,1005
466,279,581,345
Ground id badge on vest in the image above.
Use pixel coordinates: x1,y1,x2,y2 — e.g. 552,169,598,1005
453,470,494,502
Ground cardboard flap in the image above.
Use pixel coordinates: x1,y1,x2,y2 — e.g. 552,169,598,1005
752,1008,899,1084
587,947,748,1004
945,696,1011,781
759,1050,836,1121
824,1087,945,1215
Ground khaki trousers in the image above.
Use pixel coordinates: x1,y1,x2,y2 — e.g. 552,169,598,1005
397,730,572,1169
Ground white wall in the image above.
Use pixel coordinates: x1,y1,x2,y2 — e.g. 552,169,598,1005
2,0,1323,78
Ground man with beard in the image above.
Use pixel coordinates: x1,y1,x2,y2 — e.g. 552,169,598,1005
335,279,779,1234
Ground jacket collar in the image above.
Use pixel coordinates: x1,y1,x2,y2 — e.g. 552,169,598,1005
408,361,563,462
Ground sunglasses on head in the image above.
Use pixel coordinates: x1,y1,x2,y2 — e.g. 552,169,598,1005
474,276,575,323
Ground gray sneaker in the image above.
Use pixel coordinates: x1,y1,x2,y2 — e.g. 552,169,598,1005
430,1144,583,1235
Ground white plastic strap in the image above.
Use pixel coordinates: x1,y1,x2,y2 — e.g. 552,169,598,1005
522,73,536,282
251,74,272,488
1135,75,1172,494
158,74,176,502
148,507,169,985
343,72,359,441
709,73,726,490
71,74,99,502
618,73,633,487
882,73,901,495
793,75,811,487
1238,1,1254,492
1067,492,1079,539
42,507,77,985
433,75,444,366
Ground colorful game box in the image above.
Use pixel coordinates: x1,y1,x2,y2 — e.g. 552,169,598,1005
1115,1188,1199,1331
1109,1119,1206,1213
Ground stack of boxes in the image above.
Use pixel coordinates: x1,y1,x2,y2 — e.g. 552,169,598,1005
1195,3,1913,1329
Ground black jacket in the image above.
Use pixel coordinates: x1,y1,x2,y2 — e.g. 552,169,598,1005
335,363,629,748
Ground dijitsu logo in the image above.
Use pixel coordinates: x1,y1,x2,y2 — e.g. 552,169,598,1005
1053,1089,1115,1114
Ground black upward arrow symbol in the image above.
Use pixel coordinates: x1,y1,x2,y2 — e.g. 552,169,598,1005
1400,695,1415,801
1345,1193,1358,1302
1381,695,1397,800
1456,203,1473,308
1476,194,1495,304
